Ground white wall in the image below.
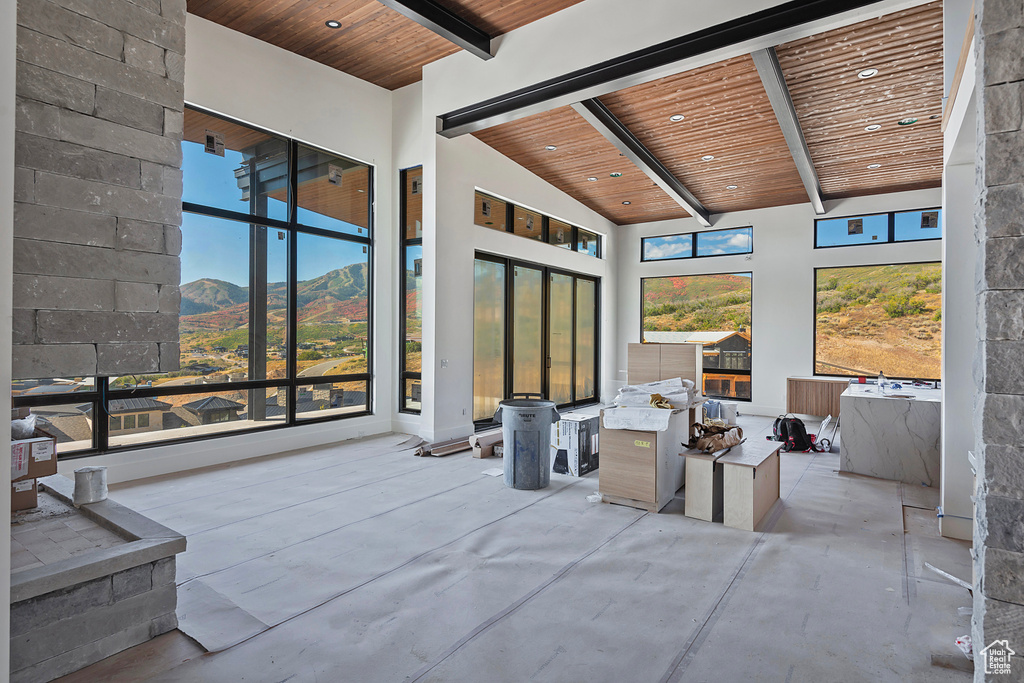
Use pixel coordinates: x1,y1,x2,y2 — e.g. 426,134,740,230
938,25,978,541
1,0,15,670
421,131,617,442
63,15,398,483
616,189,943,416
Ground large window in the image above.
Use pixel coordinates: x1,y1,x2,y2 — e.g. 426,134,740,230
474,191,602,258
400,166,423,413
814,263,942,379
815,209,942,248
641,273,752,401
642,227,752,262
473,255,599,422
13,107,374,457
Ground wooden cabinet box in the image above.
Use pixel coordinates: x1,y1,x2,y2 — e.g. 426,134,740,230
720,441,782,531
786,377,848,417
598,410,688,513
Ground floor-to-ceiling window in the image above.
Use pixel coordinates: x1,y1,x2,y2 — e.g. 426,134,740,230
11,106,374,456
400,166,423,413
473,254,599,422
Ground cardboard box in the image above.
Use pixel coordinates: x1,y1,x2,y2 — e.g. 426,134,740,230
12,478,38,512
11,432,58,483
550,415,600,477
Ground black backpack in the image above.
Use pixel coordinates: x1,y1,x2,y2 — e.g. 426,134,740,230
772,415,818,452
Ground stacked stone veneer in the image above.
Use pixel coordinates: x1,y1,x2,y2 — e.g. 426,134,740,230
12,0,185,380
10,557,177,683
974,0,1024,677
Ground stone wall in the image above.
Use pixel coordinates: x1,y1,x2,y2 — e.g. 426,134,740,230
10,557,177,683
12,0,185,380
974,0,1024,678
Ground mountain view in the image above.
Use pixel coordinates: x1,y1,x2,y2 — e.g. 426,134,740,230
642,273,752,332
815,263,941,378
173,262,369,381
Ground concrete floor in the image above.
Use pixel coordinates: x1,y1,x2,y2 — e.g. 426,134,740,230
55,415,974,682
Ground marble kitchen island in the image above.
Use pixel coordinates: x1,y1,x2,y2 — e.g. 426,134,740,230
839,384,941,486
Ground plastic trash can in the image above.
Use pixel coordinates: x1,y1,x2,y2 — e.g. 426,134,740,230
493,399,560,490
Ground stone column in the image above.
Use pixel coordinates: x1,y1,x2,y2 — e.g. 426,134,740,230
974,0,1024,678
12,0,186,379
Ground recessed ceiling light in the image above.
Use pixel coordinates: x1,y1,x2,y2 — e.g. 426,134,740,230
898,117,918,126
929,114,941,120
864,124,882,132
857,68,879,79
587,177,598,182
622,201,632,205
669,114,685,122
325,20,342,28
726,185,738,190
701,155,715,161
867,163,882,169
610,172,622,177
545,145,557,151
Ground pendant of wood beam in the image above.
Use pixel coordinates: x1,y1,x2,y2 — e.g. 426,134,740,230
751,47,825,215
374,0,494,60
572,99,711,226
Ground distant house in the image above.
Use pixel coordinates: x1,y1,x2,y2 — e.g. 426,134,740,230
182,396,245,425
80,397,172,435
642,330,751,370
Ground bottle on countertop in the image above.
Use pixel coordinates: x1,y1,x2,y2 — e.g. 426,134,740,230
877,370,887,394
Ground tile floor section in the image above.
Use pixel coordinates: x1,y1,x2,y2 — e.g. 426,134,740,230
53,415,974,682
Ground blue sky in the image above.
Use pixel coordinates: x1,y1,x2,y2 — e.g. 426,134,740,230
181,142,368,287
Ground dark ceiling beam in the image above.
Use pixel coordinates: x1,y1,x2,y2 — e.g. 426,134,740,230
436,0,888,137
375,0,494,60
572,99,711,227
750,47,826,215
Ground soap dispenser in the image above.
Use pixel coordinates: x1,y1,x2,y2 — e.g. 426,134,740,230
877,370,887,394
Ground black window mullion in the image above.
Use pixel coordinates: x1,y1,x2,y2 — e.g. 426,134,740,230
286,140,299,426
97,377,109,451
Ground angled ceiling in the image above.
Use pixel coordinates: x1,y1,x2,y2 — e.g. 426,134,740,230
187,0,586,90
473,107,690,225
472,1,943,226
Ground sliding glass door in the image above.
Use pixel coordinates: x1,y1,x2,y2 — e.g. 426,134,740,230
473,254,599,422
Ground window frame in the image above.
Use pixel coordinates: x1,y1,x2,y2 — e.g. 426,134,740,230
812,260,942,382
473,190,602,259
472,251,601,427
641,226,753,262
14,104,375,459
639,270,754,402
399,166,423,414
813,208,942,249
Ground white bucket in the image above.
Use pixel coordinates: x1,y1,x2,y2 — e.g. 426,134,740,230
73,466,108,506
720,401,739,425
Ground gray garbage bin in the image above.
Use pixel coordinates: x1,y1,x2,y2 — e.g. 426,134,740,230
493,399,560,490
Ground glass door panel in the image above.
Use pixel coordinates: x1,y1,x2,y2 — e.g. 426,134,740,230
512,265,544,396
548,273,574,405
575,279,596,402
473,259,505,421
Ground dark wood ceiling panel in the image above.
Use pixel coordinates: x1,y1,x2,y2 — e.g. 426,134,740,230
775,2,944,199
599,54,809,214
188,0,460,90
187,0,585,90
473,106,690,225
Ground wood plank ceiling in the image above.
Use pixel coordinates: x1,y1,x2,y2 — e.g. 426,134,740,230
473,107,690,225
775,1,944,199
473,1,943,225
599,54,809,215
186,0,586,90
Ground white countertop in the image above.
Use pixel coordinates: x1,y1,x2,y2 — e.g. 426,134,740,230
841,384,941,403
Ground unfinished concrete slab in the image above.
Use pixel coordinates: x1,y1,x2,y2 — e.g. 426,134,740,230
63,416,972,682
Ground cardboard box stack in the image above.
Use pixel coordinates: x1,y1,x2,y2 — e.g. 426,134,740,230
550,414,600,477
11,429,58,512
